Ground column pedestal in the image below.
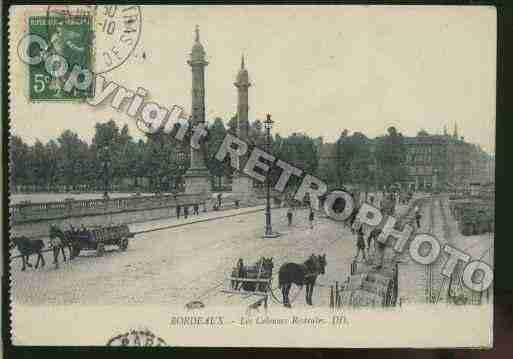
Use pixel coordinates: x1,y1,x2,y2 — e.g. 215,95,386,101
232,173,258,205
184,167,211,196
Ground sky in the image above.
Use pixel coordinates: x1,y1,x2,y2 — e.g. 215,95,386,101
11,5,496,153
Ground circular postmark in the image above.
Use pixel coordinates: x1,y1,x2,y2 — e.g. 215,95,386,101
106,328,167,347
46,5,141,74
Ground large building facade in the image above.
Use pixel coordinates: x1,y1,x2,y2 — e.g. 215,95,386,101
401,129,493,191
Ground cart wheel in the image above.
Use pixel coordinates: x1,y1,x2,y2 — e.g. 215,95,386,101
119,238,129,251
97,243,105,257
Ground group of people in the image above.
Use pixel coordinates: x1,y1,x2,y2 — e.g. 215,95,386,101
399,191,414,205
175,203,201,219
48,222,102,268
285,206,316,229
65,223,89,235
353,202,422,264
354,226,385,263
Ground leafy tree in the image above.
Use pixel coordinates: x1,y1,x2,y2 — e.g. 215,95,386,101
92,120,120,149
227,115,238,135
10,136,30,191
375,126,408,190
345,132,373,198
44,140,60,191
31,140,48,191
334,129,350,187
249,119,265,147
56,130,89,191
271,132,318,193
132,139,150,189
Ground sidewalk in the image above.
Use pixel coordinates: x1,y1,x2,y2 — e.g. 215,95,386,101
128,205,266,234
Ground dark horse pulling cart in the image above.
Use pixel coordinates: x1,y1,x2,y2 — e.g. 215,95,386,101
278,254,327,307
64,224,134,257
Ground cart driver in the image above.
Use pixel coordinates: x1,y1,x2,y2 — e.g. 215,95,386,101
49,224,65,268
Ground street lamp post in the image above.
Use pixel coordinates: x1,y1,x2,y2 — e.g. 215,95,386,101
433,168,439,192
263,114,280,238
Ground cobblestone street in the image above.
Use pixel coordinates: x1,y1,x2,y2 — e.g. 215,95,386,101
11,206,358,309
11,195,493,310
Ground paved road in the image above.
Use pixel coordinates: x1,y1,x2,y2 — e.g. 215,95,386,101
11,207,358,308
16,196,479,310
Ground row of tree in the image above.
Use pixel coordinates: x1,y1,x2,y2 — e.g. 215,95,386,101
10,116,407,193
11,121,153,192
319,126,408,193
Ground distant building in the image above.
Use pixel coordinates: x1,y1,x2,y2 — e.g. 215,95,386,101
401,127,493,191
315,125,494,191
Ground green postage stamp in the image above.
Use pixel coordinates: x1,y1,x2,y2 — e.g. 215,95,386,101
28,15,93,100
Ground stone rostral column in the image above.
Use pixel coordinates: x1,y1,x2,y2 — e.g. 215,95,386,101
184,25,211,197
231,55,256,204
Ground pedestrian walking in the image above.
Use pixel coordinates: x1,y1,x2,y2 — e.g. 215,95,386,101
193,203,199,215
348,208,357,233
415,209,422,229
287,207,293,226
366,227,374,256
184,205,189,219
176,205,181,219
354,226,366,261
369,228,382,253
374,230,386,270
308,208,314,229
49,224,65,269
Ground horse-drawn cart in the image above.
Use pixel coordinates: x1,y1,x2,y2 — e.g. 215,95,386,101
64,224,134,257
221,257,274,310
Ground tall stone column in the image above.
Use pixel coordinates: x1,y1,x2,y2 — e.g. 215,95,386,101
184,25,211,196
231,55,256,204
235,55,250,140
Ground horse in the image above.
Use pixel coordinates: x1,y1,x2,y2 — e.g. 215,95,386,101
278,254,327,307
11,236,46,271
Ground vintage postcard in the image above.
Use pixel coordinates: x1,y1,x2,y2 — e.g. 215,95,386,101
8,5,495,347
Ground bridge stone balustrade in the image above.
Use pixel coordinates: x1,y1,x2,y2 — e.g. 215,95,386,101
10,194,211,225
9,193,248,240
